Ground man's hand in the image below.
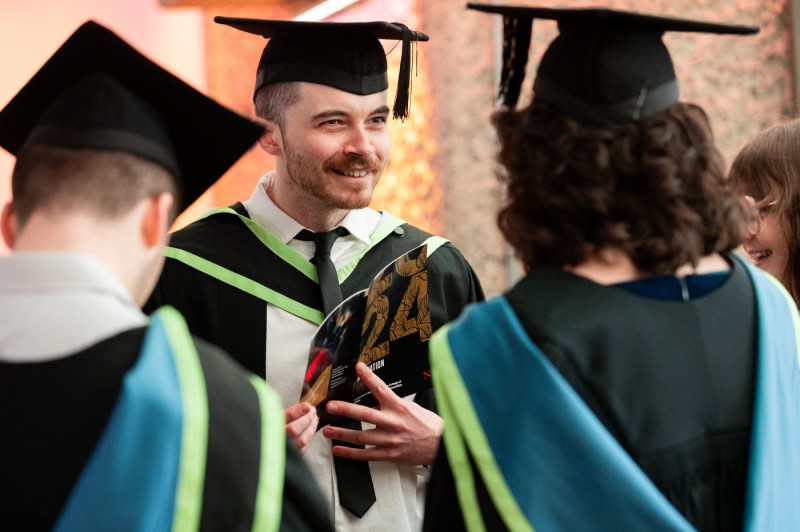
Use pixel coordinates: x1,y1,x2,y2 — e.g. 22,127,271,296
322,362,444,466
285,402,318,455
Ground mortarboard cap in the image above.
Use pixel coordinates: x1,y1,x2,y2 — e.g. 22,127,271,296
214,17,429,121
0,20,265,211
467,3,759,123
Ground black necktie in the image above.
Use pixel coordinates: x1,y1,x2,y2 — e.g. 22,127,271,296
295,227,377,517
296,227,349,315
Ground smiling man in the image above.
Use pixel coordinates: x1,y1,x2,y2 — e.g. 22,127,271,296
146,19,484,531
264,82,391,231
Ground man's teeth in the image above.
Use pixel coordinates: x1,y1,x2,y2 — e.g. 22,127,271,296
750,250,772,260
339,170,367,177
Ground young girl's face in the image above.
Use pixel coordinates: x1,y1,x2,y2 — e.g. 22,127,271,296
743,197,789,285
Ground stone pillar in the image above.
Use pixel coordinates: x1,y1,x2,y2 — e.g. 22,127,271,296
421,1,512,295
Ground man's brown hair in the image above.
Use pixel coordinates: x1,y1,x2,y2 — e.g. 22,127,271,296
254,81,302,133
11,144,180,228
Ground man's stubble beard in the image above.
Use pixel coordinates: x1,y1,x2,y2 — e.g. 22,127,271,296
283,137,385,211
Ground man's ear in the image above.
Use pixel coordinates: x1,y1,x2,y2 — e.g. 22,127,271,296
1,202,17,249
141,192,174,249
255,116,283,156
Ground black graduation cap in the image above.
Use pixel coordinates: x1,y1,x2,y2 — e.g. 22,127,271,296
0,20,265,211
214,17,429,121
467,3,759,123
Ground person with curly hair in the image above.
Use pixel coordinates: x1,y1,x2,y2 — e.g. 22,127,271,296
423,5,800,532
728,119,800,306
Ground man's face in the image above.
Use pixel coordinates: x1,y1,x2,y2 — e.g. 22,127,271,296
277,83,391,211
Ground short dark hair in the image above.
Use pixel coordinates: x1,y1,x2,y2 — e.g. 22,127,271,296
494,100,746,275
728,118,800,305
254,81,302,132
12,144,180,228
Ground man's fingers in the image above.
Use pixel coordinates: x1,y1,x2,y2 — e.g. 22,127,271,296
294,416,318,454
286,411,316,437
322,424,363,445
329,441,396,462
285,403,318,453
354,362,398,405
323,424,393,447
325,399,388,427
285,401,314,423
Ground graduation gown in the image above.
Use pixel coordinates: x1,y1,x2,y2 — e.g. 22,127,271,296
0,307,332,532
147,203,484,386
424,256,800,531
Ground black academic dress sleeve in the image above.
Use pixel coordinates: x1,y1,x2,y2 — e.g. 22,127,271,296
423,445,467,532
426,243,485,329
413,243,485,413
194,337,333,531
281,443,335,531
423,444,507,532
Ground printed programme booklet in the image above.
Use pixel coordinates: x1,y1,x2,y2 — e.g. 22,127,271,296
299,244,433,429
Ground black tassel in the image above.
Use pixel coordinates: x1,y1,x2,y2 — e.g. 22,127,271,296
499,15,533,108
392,23,413,121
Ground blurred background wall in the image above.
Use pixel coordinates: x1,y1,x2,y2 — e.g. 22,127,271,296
0,0,796,297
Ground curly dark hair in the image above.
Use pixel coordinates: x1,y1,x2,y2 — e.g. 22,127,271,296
494,100,746,275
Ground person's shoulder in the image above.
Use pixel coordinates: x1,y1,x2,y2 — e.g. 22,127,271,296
414,233,477,279
370,216,485,302
397,222,468,261
401,225,486,303
168,204,247,245
445,296,506,329
429,240,469,262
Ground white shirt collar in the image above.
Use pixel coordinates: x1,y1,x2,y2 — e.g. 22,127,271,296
0,252,146,362
243,172,378,244
0,251,136,303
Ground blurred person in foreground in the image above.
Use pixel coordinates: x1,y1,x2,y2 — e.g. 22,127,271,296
728,118,800,307
424,5,800,531
0,21,331,531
